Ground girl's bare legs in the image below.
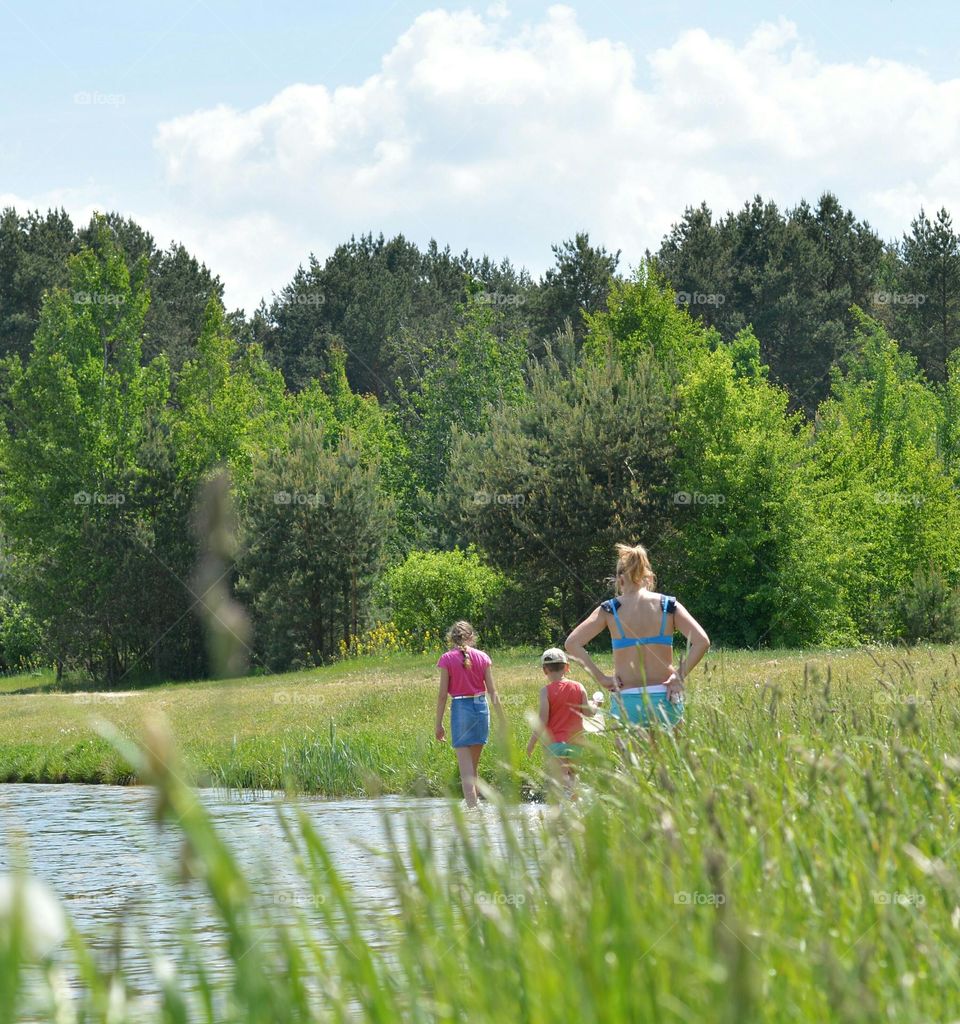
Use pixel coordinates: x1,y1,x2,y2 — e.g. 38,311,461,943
456,744,483,807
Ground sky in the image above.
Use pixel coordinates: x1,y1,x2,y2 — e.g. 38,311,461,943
2,0,959,313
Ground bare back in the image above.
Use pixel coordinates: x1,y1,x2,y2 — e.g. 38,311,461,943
603,589,675,686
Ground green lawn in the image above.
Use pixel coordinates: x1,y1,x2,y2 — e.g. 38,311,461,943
0,645,955,794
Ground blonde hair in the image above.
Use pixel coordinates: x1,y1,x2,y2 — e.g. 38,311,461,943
446,620,478,671
615,542,656,590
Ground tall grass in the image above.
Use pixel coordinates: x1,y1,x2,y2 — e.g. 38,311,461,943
2,646,960,1021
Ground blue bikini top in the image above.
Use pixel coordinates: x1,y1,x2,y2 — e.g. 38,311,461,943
601,594,676,649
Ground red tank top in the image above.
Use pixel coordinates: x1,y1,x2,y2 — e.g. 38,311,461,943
546,679,586,743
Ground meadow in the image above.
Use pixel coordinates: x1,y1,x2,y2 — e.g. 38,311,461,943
2,643,960,1021
0,646,950,795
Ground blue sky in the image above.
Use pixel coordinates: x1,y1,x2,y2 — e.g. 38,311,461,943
2,1,958,311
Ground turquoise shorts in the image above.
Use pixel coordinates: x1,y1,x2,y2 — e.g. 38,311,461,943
547,741,583,758
610,690,683,729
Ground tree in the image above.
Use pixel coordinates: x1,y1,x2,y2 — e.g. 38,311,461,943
655,193,885,414
238,416,394,669
813,310,960,639
582,260,716,383
401,299,527,519
170,296,289,491
0,218,170,681
533,233,620,348
78,213,226,374
663,329,838,647
261,234,484,397
445,349,675,637
0,207,77,363
890,207,960,381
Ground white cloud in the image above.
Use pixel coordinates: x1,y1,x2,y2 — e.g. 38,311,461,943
14,6,960,313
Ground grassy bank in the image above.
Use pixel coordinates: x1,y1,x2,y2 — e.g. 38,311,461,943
4,644,960,1021
0,646,957,795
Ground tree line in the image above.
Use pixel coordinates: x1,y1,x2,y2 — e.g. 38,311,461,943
0,194,958,681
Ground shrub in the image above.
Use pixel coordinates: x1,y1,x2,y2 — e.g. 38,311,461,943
896,563,960,643
0,596,44,673
381,548,507,643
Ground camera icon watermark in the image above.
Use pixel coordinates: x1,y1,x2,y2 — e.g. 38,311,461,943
274,490,325,508
471,291,525,307
472,491,525,507
74,491,125,506
675,291,725,307
73,291,123,307
674,891,726,906
673,491,726,506
287,292,325,307
272,890,326,908
872,890,925,907
475,891,526,906
873,292,926,306
73,91,125,107
874,491,924,507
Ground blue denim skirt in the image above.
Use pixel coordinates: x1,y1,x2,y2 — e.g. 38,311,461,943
450,694,490,747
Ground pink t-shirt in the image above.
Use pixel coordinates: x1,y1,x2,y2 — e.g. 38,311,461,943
437,647,491,697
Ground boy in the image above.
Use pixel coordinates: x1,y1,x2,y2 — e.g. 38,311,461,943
526,648,600,790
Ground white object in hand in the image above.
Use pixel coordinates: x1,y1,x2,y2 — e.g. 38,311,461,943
592,690,604,704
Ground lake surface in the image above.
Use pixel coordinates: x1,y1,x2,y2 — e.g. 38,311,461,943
0,784,536,1018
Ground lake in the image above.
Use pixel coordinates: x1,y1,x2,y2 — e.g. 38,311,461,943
0,783,535,1018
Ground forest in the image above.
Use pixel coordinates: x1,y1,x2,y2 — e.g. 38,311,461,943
0,193,958,682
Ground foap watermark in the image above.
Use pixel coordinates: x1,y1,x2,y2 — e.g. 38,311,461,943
673,491,726,507
471,291,526,307
273,691,324,707
274,490,326,508
874,491,925,507
472,491,525,507
873,689,927,709
873,292,926,306
73,91,125,107
73,692,133,706
675,291,725,307
872,890,925,907
74,491,125,506
674,891,726,906
73,290,123,307
271,890,325,909
475,891,526,907
286,292,325,307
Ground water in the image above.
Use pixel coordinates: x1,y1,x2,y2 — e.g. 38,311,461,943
0,784,534,1017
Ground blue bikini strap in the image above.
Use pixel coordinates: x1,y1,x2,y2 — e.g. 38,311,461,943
600,598,626,639
659,595,676,637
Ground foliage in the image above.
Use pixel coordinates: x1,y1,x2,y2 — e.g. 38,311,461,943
813,311,960,639
238,415,394,669
0,217,171,682
337,619,444,659
447,348,675,636
663,329,839,647
0,595,43,673
380,547,508,643
895,563,960,643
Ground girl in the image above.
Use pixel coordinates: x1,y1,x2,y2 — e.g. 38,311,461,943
435,621,506,807
565,543,710,731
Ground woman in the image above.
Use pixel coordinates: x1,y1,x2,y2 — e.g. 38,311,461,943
565,543,710,730
435,620,506,807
